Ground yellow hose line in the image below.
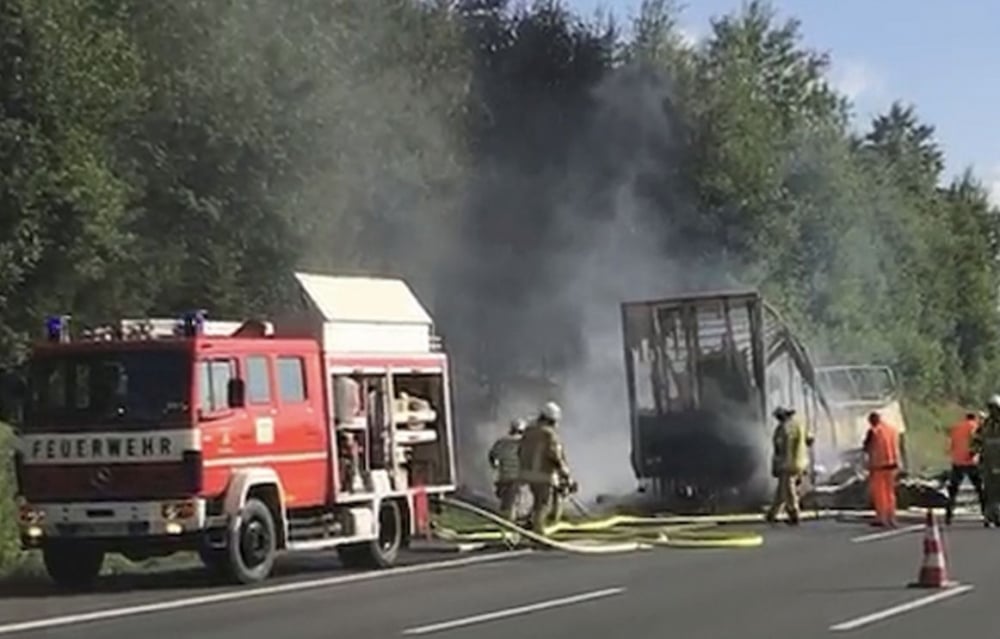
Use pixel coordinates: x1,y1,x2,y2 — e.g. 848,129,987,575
438,497,764,552
439,497,652,554
434,506,971,546
434,522,716,543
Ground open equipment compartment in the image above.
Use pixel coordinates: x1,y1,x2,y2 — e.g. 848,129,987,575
390,370,454,487
274,272,458,500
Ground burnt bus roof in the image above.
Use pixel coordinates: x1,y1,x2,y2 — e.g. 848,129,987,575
620,288,761,308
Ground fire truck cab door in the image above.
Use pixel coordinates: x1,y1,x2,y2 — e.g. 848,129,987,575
243,355,278,446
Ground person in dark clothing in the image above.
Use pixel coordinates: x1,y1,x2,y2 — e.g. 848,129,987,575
945,412,985,525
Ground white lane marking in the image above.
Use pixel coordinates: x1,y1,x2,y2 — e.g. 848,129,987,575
829,584,974,632
402,587,625,635
0,550,532,636
851,524,923,543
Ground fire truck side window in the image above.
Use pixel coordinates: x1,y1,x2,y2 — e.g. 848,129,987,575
198,358,235,413
276,356,306,403
246,355,272,404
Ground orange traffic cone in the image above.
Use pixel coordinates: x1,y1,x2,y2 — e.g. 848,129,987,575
908,509,956,589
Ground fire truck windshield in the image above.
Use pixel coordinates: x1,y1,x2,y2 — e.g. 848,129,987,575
25,349,191,429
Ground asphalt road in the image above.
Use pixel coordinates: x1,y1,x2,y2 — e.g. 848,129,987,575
0,517,996,638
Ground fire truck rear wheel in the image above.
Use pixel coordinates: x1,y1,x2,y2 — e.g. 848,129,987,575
224,497,277,584
337,499,402,569
372,499,403,567
42,542,105,590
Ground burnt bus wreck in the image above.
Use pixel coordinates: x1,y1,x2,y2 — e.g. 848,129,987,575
620,289,835,513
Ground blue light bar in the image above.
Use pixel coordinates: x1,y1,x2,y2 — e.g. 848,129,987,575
181,310,207,337
44,315,70,343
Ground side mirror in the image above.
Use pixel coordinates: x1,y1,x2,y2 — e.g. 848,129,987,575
227,378,246,409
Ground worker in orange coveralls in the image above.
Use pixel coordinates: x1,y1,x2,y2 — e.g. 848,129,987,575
863,411,901,528
944,412,985,525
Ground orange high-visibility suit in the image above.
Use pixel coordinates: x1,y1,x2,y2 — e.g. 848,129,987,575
864,418,900,527
945,414,985,524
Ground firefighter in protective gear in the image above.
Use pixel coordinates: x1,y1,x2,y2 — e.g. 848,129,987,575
863,411,901,528
518,401,573,533
972,395,1000,526
765,407,811,526
488,419,526,520
945,412,985,525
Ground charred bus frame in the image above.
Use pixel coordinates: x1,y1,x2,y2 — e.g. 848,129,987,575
620,289,834,512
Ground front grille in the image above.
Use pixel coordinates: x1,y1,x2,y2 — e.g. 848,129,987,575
19,462,197,502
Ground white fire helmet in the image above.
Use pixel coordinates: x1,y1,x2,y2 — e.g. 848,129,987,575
989,395,1000,409
540,401,562,423
509,418,527,434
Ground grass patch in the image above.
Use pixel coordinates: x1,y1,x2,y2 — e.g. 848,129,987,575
434,504,493,532
0,423,24,575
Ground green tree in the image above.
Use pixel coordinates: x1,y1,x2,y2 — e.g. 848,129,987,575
679,0,846,268
119,0,471,315
118,0,302,316
0,0,145,363
936,173,1000,400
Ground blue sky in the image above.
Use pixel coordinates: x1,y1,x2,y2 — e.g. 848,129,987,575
566,0,1000,204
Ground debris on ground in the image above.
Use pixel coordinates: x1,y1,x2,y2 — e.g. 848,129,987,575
803,474,949,510
473,446,956,519
803,448,950,510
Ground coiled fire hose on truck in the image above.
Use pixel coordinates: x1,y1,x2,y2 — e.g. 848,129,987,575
436,496,765,553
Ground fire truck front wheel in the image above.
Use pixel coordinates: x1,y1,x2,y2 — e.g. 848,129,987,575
42,542,105,590
224,497,278,584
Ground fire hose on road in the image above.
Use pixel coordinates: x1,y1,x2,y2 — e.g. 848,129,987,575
436,496,766,553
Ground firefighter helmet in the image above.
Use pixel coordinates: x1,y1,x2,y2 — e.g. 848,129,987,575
989,395,1000,409
509,418,527,434
540,401,562,423
772,406,795,421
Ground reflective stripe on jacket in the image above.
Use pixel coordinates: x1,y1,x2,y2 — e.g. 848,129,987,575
488,435,521,482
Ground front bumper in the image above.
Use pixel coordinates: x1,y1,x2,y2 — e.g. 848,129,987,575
18,498,210,547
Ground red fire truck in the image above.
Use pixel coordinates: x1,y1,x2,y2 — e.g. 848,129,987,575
9,272,457,588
